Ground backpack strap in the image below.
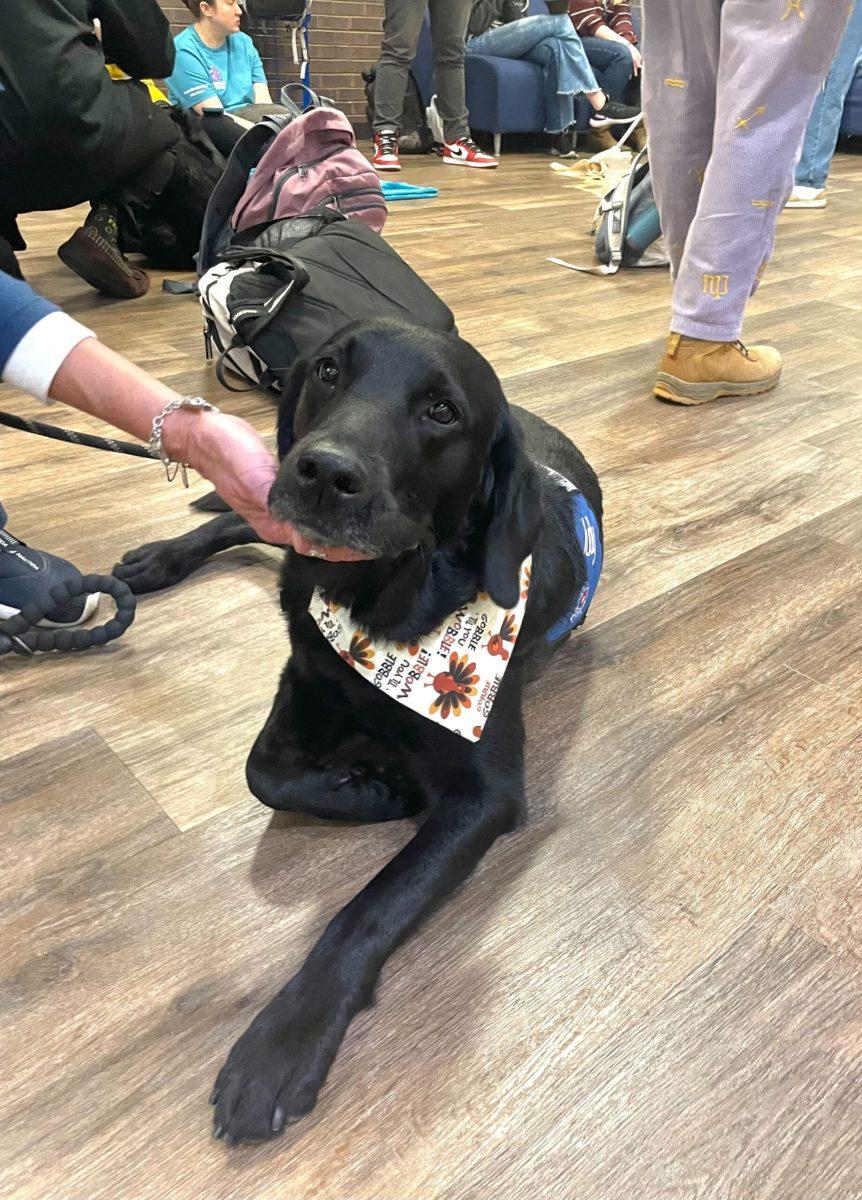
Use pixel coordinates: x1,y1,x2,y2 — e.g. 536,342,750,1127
280,81,337,111
595,144,650,274
198,113,300,276
212,252,311,390
215,339,271,392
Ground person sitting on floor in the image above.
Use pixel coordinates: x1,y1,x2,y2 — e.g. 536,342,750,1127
567,0,641,105
466,0,640,156
0,0,187,299
166,0,280,157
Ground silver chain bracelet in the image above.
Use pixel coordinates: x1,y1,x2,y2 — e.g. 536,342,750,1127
148,395,220,487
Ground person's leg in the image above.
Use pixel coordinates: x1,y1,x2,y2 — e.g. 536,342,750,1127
671,0,851,345
467,15,600,131
201,111,248,157
56,148,176,300
793,0,862,192
373,0,426,134
579,36,634,101
429,0,472,141
641,0,722,282
651,0,852,403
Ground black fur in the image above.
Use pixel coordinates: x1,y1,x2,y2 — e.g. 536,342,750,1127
115,321,602,1145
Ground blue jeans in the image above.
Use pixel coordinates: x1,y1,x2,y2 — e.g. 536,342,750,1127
579,36,634,102
466,14,599,132
795,0,862,189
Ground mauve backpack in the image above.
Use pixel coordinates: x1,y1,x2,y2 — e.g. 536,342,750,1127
231,107,385,235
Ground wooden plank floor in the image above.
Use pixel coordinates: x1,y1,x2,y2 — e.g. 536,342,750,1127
2,145,862,1200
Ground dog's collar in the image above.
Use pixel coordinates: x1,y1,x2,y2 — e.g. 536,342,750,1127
309,557,532,742
307,465,601,740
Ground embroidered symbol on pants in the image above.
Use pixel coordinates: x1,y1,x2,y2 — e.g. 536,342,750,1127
735,106,766,131
751,199,776,208
703,274,730,299
664,77,687,88
781,0,805,19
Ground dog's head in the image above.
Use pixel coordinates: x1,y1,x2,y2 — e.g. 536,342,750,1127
268,320,541,608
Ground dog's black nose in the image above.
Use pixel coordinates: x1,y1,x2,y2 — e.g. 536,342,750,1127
294,447,366,502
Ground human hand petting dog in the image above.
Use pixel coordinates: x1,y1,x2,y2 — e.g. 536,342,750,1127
181,409,368,558
46,336,365,560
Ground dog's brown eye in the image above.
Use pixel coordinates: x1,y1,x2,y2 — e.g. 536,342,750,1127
317,358,339,385
428,400,457,425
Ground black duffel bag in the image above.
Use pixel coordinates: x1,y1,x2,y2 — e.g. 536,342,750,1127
198,215,456,391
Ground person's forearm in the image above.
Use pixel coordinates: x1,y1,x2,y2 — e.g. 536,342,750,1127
49,337,206,462
594,24,628,43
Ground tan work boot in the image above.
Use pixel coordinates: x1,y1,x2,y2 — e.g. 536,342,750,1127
654,333,783,405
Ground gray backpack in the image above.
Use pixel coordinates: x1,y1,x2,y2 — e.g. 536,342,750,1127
593,146,668,274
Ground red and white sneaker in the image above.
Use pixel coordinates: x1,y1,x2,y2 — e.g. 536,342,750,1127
442,137,498,169
371,129,401,172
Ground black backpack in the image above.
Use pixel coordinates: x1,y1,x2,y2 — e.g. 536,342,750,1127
198,217,457,391
244,0,309,20
362,65,434,154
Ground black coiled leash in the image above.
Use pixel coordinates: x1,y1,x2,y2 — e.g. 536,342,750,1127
0,409,154,657
0,574,136,657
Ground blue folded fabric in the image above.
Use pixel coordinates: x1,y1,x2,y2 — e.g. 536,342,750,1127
381,181,439,201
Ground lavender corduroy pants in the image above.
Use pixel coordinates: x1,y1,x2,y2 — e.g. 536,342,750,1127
642,0,851,340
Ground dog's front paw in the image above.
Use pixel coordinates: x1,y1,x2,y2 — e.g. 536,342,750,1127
113,540,195,594
211,976,349,1145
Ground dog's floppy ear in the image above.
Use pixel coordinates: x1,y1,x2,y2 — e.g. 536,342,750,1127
482,408,542,609
274,357,309,459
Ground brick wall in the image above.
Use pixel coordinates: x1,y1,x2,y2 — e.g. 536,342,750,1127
157,1,385,134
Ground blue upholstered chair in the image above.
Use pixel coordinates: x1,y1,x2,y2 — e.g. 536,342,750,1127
412,0,591,155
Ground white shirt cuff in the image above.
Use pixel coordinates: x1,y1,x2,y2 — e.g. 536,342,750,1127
2,311,95,402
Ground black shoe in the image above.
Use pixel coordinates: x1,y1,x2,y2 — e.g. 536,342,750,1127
0,527,99,627
549,126,579,159
590,98,641,128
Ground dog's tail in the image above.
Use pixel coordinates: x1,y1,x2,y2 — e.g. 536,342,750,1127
190,490,232,513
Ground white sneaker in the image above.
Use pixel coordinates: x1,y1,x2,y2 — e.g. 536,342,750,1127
786,185,827,209
442,137,498,168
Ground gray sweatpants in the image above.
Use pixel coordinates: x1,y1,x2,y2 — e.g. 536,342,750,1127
642,0,851,341
373,0,471,141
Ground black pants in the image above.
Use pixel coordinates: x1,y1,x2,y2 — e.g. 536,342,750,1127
200,104,288,158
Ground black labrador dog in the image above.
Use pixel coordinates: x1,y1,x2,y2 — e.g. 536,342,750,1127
115,320,602,1145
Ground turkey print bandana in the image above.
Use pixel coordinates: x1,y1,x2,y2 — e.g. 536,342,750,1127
308,558,533,742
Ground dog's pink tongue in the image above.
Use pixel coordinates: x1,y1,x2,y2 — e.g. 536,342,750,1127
292,532,369,563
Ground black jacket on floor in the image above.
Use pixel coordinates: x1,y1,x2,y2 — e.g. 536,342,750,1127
0,0,180,217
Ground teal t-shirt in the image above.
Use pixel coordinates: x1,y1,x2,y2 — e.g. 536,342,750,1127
166,26,267,113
